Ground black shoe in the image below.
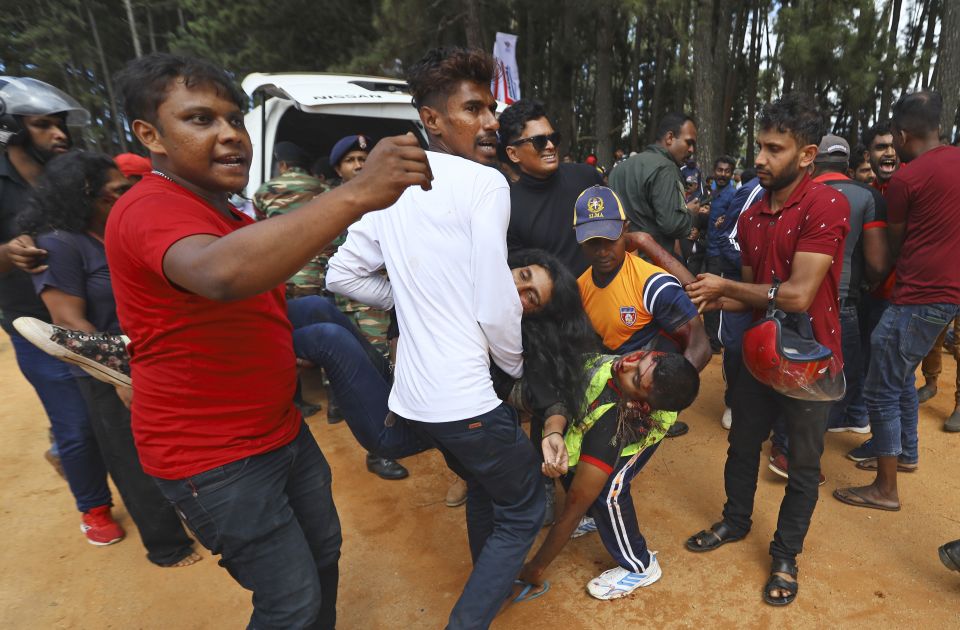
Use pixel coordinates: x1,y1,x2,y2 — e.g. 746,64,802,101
939,539,960,572
365,454,409,480
666,420,689,438
917,383,938,404
326,402,344,424
295,400,323,418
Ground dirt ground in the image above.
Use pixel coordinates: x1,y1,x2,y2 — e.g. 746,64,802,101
1,333,959,629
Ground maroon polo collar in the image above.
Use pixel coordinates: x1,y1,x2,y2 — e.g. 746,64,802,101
757,172,814,216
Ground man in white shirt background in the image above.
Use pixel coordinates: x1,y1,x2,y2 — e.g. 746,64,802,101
327,47,544,629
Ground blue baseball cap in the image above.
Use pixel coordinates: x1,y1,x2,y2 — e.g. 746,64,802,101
573,185,627,242
329,134,371,166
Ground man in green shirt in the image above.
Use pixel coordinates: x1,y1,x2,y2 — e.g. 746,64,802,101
609,113,705,253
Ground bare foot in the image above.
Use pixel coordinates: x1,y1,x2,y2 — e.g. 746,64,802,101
833,484,900,511
162,551,202,568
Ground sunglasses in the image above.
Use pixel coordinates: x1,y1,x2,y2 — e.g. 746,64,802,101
510,131,562,152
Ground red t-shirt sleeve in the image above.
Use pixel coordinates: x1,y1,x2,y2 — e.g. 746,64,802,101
116,192,229,284
795,188,850,257
885,173,911,225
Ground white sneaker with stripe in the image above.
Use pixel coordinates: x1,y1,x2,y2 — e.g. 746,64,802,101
586,552,662,600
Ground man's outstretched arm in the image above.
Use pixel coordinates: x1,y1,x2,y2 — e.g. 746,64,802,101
162,134,431,302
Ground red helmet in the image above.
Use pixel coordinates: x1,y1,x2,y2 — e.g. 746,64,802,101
742,309,844,401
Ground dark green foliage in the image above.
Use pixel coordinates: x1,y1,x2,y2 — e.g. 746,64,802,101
0,0,955,160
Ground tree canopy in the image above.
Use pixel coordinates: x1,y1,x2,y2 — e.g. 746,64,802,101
2,0,957,168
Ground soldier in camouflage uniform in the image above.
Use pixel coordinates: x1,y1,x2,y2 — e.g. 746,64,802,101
253,141,330,296
255,140,408,480
325,135,394,365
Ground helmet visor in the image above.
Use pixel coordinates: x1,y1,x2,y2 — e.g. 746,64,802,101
0,76,90,127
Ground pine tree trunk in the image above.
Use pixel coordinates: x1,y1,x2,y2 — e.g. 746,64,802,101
878,0,903,122
934,0,960,137
463,0,483,50
595,7,614,168
693,0,732,171
123,0,143,57
745,2,762,165
87,6,128,152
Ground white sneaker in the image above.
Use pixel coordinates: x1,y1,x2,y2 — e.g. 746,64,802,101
826,424,871,434
586,553,662,600
570,515,598,539
721,407,732,430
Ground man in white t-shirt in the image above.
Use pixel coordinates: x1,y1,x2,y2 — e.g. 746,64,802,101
327,48,545,628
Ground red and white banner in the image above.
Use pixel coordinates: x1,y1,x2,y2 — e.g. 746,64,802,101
492,32,521,104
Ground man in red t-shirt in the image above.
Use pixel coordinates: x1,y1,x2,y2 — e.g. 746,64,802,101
683,94,849,607
834,91,960,515
106,53,431,629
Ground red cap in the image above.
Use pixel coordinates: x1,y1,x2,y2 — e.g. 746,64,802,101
113,153,151,178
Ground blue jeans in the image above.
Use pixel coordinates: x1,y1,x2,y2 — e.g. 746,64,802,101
8,331,111,512
864,303,959,460
288,299,429,460
153,423,341,630
827,304,869,428
409,404,545,630
287,296,390,378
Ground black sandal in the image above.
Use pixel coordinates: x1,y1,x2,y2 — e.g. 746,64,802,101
763,558,799,606
685,521,746,552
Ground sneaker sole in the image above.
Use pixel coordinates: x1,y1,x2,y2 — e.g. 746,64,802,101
80,524,123,546
846,451,875,463
768,462,789,479
587,559,662,600
13,318,131,388
827,426,871,434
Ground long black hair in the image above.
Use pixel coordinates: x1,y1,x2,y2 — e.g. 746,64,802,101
509,248,599,421
17,151,117,235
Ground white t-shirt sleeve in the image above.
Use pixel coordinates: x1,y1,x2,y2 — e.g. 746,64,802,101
326,213,394,310
471,181,523,378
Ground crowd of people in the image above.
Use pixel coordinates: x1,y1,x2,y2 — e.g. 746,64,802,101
1,45,959,629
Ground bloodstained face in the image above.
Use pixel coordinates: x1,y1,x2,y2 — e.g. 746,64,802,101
612,350,664,402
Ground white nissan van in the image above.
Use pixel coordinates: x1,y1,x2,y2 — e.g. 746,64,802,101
241,72,426,197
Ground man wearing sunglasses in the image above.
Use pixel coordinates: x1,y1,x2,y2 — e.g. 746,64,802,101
496,99,603,526
499,99,603,279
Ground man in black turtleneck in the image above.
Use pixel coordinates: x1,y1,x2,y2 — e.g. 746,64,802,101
495,99,602,527
500,99,603,277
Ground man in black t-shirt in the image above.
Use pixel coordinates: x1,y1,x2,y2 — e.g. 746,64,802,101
500,99,603,277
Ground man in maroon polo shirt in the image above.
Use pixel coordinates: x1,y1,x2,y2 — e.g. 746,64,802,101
835,91,960,514
683,94,850,607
